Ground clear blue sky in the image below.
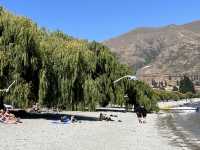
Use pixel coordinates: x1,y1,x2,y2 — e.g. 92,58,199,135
0,0,200,41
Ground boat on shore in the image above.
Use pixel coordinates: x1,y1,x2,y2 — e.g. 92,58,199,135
164,106,197,113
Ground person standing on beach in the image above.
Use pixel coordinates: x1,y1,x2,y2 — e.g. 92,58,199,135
141,106,147,123
135,105,147,123
135,106,143,123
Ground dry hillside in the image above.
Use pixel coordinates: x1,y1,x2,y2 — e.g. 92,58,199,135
104,21,200,76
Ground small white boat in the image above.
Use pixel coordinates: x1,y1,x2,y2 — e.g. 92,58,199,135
170,106,197,113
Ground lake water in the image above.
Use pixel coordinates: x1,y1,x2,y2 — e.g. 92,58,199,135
158,103,200,150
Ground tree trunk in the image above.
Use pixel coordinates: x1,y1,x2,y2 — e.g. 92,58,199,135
0,95,4,110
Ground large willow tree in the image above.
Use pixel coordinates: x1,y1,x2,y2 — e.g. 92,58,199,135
0,7,158,111
0,7,41,108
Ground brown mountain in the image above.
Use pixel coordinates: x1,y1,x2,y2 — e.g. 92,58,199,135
103,21,200,76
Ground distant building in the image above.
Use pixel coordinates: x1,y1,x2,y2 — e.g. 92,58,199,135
139,73,200,91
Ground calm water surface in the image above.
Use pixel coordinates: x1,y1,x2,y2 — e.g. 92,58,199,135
158,102,200,150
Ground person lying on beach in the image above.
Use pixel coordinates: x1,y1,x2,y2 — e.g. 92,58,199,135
0,109,5,122
110,114,118,117
0,112,9,123
60,115,78,123
0,109,22,124
60,116,69,122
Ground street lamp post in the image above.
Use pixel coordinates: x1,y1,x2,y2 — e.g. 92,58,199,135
0,80,16,93
113,75,137,84
0,80,16,109
113,75,137,111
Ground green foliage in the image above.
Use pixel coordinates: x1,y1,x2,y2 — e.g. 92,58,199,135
155,89,200,102
179,75,195,93
38,69,48,105
83,79,100,111
0,8,41,107
126,81,158,112
0,7,159,111
5,81,31,108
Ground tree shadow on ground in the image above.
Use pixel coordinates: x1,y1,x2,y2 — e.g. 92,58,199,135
10,110,99,121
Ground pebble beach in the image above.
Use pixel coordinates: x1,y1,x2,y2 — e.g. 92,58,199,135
0,111,191,150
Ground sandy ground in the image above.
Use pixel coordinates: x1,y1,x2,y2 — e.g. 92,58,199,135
0,111,190,150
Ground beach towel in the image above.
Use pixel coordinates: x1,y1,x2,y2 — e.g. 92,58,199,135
51,120,71,124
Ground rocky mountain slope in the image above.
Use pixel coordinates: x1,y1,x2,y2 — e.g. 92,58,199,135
104,21,200,76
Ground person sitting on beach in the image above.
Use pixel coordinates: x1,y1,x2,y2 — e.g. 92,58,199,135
31,103,40,112
99,113,104,121
70,115,78,123
99,113,113,121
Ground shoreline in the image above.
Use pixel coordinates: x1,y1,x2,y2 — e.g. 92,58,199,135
1,99,200,149
158,112,200,150
158,98,200,109
158,98,200,150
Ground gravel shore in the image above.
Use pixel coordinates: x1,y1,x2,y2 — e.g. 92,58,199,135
0,111,189,150
158,98,200,109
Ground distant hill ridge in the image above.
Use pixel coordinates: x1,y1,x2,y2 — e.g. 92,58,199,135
103,20,200,76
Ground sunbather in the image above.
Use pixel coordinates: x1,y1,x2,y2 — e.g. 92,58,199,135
0,109,22,124
99,113,113,121
0,110,5,122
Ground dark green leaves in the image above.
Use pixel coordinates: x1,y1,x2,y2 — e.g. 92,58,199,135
0,7,158,112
